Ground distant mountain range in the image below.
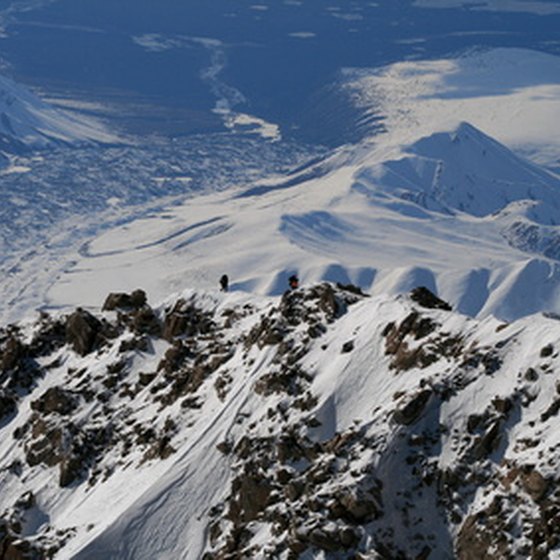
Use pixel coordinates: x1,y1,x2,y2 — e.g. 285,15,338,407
0,7,559,558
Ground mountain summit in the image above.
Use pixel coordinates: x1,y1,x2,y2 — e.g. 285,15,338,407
359,122,560,218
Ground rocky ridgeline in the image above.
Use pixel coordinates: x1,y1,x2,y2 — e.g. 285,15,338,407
0,284,560,559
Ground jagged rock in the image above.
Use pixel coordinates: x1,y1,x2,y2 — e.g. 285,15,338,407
334,487,381,522
138,372,157,386
216,441,232,455
306,527,342,552
0,390,17,421
336,283,367,297
456,500,510,560
491,396,512,415
254,367,306,397
393,390,432,425
540,397,560,422
163,300,214,341
65,308,102,356
28,314,67,358
384,312,441,370
103,289,147,311
59,455,83,488
143,436,176,462
472,420,502,459
157,343,194,374
521,469,549,503
118,335,150,353
317,284,339,318
25,420,65,467
341,340,354,353
284,479,305,501
1,336,23,372
130,306,161,336
410,287,452,311
228,473,273,522
2,539,34,560
540,344,554,358
30,387,77,416
524,367,539,381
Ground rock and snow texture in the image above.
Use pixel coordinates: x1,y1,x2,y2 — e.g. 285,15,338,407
0,73,121,150
2,284,560,559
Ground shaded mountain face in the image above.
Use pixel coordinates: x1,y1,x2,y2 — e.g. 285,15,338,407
1,283,560,559
0,74,121,151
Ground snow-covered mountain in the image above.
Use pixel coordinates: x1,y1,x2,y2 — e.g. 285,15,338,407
0,47,558,326
2,283,560,559
0,2,559,558
0,74,121,151
27,119,560,325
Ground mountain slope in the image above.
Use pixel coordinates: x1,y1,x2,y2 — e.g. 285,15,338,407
360,122,560,218
36,121,560,324
1,284,560,559
0,74,121,151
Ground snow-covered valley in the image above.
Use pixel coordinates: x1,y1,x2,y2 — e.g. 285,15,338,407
2,47,560,324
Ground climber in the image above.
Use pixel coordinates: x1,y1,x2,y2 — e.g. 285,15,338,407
288,274,299,290
220,274,229,292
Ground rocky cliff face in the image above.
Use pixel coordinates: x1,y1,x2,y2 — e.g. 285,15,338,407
1,284,559,559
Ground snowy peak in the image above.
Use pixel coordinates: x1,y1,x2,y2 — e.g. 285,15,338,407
2,284,560,558
357,121,560,218
0,74,121,151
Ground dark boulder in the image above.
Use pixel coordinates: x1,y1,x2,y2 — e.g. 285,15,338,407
65,308,102,356
393,390,432,425
1,336,24,372
0,390,17,421
228,472,273,522
410,287,452,311
130,306,161,336
163,300,214,341
30,387,77,416
102,289,147,311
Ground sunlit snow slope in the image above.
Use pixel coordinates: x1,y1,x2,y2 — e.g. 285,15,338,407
4,47,550,324
43,120,560,323
1,48,560,325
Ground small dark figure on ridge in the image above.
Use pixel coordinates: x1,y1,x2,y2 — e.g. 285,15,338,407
220,274,229,292
288,274,299,290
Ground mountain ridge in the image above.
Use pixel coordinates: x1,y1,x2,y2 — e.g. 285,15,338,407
1,283,560,559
